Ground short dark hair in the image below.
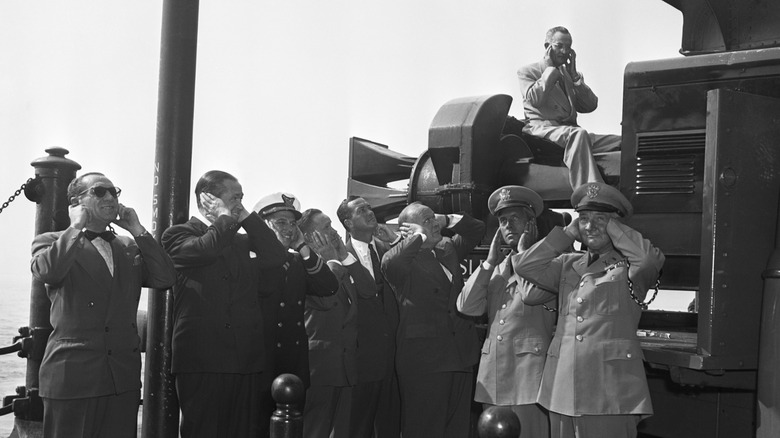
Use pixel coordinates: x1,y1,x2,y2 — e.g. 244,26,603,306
67,172,106,205
195,170,237,209
298,208,324,234
336,195,361,230
545,26,570,44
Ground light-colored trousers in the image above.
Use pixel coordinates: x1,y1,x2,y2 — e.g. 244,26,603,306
523,123,621,189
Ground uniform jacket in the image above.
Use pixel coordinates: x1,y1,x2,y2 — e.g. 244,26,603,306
258,250,338,388
345,236,399,384
516,221,665,416
381,215,485,375
305,260,373,387
457,254,557,406
31,228,176,399
161,213,287,374
517,60,598,127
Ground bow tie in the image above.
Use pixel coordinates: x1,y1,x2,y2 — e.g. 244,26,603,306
84,230,115,242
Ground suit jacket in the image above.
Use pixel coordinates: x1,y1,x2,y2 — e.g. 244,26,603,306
31,228,176,399
516,221,665,416
381,215,485,375
458,254,556,406
258,250,338,388
517,60,598,127
345,236,399,384
305,260,372,387
161,213,287,374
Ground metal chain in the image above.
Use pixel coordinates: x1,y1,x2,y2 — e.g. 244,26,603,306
625,259,661,309
0,178,32,215
542,303,557,312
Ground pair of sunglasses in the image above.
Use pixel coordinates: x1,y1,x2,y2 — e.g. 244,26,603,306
80,186,122,198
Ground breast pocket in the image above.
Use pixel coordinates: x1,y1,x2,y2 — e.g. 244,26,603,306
593,272,623,316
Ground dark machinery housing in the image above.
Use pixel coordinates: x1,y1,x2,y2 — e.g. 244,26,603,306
347,1,780,437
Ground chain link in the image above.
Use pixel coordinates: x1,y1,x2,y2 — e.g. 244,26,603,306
0,178,33,215
625,259,661,309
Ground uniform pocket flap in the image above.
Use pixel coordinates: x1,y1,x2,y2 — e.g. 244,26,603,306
602,339,643,361
513,338,545,356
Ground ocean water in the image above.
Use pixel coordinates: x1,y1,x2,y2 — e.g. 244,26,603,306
0,275,33,438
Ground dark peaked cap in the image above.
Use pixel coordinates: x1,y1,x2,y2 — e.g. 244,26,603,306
570,182,633,217
488,185,544,217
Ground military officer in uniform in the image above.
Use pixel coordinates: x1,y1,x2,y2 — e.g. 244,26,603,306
457,185,556,438
515,182,665,438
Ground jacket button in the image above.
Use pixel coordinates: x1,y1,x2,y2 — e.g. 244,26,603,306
576,316,583,322
535,346,541,353
576,297,583,304
88,302,95,307
277,322,283,328
501,304,507,309
298,300,303,306
496,335,503,341
575,335,583,342
225,323,231,329
627,353,633,359
277,343,282,348
499,319,505,325
280,302,286,308
580,281,585,287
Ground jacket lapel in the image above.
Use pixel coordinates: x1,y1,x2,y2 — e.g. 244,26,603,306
76,240,114,286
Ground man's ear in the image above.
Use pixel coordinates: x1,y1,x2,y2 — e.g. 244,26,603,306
544,42,550,49
344,218,353,231
69,196,79,206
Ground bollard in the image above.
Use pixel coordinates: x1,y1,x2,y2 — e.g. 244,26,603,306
477,406,521,438
270,374,304,438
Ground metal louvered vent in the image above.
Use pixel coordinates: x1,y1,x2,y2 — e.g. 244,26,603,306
635,130,705,195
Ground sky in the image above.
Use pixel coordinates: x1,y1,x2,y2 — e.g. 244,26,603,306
0,1,683,286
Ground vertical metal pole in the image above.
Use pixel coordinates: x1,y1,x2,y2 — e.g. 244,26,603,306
17,147,81,433
142,0,199,437
758,192,780,438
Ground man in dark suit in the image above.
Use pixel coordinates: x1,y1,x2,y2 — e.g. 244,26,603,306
253,192,338,435
381,202,485,438
335,196,401,438
31,172,176,438
161,170,287,438
297,208,372,438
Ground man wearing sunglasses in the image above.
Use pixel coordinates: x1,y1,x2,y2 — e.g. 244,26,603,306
517,26,621,189
31,172,176,438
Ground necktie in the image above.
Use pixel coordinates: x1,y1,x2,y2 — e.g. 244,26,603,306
588,253,600,266
369,244,385,300
84,230,116,242
369,244,382,283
